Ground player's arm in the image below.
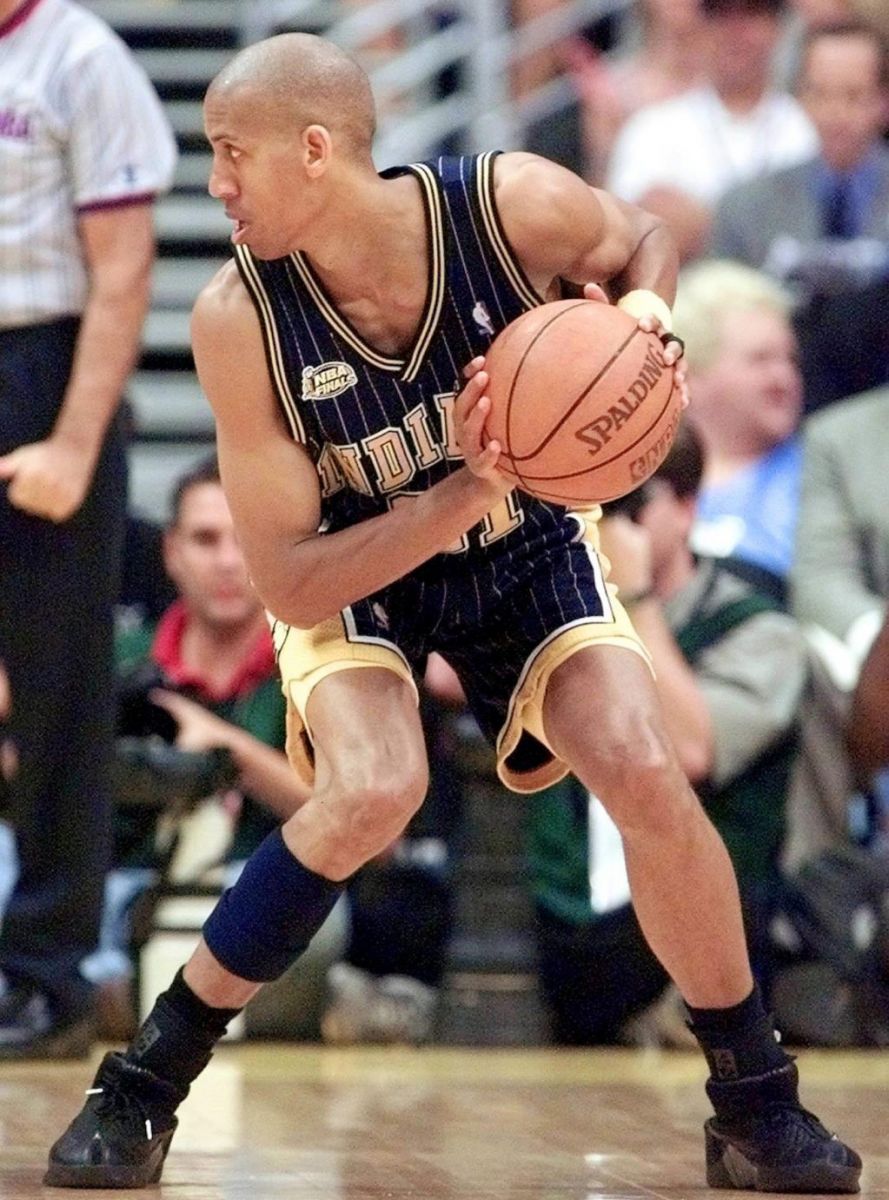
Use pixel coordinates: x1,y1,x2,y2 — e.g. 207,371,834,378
191,265,510,629
493,152,680,339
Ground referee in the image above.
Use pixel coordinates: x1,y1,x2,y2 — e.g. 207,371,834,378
0,0,176,1057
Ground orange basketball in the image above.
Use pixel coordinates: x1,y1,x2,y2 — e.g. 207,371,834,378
483,300,682,506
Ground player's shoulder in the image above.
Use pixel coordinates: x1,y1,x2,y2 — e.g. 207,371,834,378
193,260,254,332
493,151,590,224
493,151,578,193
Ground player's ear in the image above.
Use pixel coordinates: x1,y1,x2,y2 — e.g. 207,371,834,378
303,124,332,176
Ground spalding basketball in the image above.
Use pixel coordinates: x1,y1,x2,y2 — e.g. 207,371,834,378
483,300,681,506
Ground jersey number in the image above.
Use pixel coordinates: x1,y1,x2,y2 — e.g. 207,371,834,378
389,489,524,554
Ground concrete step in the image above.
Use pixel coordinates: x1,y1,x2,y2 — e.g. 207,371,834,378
128,370,214,437
152,257,225,308
174,152,213,192
134,47,233,87
129,440,216,522
166,100,206,139
143,308,192,355
156,194,231,245
84,0,240,33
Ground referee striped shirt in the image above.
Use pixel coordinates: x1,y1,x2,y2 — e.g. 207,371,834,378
0,0,177,328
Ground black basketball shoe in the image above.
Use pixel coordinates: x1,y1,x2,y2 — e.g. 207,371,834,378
44,1051,183,1188
704,1062,861,1193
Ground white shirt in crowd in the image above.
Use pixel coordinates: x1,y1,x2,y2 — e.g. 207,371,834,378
607,85,818,207
0,0,177,328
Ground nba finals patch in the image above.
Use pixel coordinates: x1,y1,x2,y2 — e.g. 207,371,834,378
301,361,358,400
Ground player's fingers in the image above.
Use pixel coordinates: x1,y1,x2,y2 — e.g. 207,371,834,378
463,393,492,442
454,370,488,421
461,356,486,381
477,440,502,471
659,332,685,364
583,283,609,304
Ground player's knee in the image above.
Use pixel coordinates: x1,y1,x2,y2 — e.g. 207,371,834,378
313,755,428,879
586,719,692,834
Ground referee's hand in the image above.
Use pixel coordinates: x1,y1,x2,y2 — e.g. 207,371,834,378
0,437,95,522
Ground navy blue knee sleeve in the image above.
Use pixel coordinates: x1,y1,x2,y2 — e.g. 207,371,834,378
203,828,344,982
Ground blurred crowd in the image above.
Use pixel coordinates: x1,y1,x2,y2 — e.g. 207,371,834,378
1,0,889,1058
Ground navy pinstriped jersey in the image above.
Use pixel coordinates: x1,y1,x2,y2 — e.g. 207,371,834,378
233,151,586,575
236,153,619,780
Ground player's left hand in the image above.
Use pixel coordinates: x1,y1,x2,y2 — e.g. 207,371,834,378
635,310,685,368
630,306,689,410
0,436,97,522
586,283,690,409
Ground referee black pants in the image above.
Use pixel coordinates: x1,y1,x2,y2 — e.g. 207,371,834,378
0,317,126,1021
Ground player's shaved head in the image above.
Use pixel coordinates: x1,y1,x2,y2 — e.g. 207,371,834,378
207,33,376,154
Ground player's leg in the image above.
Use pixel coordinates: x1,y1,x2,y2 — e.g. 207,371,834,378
544,644,750,1008
184,666,428,1004
45,665,427,1189
542,645,860,1193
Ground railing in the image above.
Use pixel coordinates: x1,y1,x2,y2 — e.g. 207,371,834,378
240,0,633,166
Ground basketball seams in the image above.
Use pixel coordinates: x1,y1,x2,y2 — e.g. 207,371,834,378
507,321,647,464
499,300,590,495
486,298,680,506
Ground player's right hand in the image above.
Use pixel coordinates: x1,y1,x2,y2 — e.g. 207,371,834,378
454,356,513,497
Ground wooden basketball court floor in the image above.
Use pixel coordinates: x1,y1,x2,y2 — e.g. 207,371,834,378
0,1045,885,1198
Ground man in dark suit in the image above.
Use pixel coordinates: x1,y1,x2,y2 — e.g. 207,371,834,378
711,20,889,410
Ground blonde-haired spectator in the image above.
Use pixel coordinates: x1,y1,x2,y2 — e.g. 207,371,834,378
673,260,803,587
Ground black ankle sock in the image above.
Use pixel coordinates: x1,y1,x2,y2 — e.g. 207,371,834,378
126,969,243,1097
686,985,789,1082
163,967,241,1039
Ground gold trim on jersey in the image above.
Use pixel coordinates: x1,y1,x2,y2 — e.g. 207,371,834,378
233,244,307,444
495,611,654,794
274,609,418,790
476,151,543,311
289,163,446,379
401,162,445,383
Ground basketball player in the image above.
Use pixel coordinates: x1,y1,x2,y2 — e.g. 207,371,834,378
46,33,860,1192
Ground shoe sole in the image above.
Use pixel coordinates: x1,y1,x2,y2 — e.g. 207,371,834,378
705,1124,861,1193
43,1131,174,1189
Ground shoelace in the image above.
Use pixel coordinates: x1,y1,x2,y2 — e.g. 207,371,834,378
86,1083,154,1141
